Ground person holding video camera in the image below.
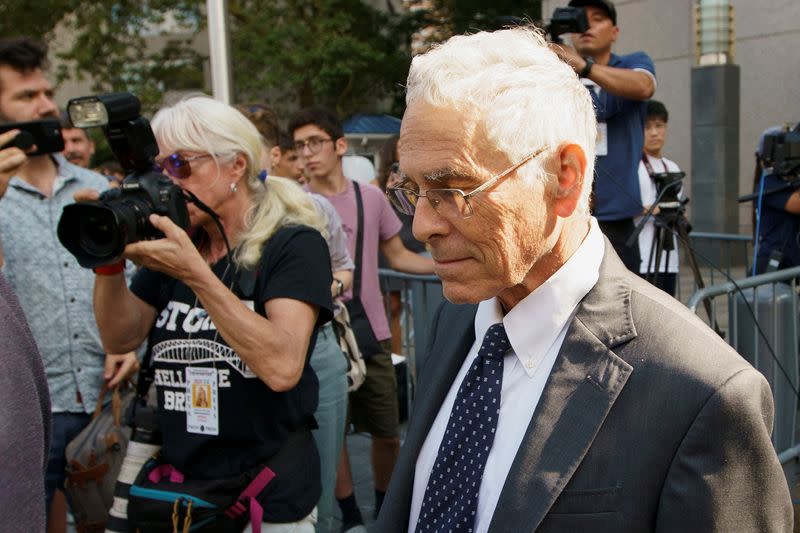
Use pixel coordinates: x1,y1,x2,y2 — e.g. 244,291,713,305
550,0,655,272
0,37,139,530
752,125,800,275
92,95,333,531
634,100,682,296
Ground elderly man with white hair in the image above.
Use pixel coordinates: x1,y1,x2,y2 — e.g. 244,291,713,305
377,27,792,533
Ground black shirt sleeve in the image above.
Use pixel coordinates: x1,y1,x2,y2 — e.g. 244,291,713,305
258,226,334,327
130,266,170,309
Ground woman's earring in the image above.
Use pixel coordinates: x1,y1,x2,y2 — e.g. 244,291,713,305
230,182,238,193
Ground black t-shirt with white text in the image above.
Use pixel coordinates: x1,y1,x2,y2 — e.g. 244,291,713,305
131,225,333,521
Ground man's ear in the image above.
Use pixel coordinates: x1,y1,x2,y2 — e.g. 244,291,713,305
335,136,348,156
554,143,586,218
269,145,282,166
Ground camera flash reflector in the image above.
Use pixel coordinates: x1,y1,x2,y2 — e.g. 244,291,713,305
68,98,109,128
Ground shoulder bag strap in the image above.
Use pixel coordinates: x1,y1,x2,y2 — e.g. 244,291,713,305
352,181,365,300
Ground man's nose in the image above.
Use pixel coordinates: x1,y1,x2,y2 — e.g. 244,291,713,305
39,95,58,117
412,196,449,244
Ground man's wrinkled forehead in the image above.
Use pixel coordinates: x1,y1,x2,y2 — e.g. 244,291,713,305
399,101,508,184
400,102,473,162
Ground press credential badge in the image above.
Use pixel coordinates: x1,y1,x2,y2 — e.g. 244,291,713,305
186,366,219,435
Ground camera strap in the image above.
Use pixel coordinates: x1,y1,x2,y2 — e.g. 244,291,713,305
642,153,668,176
181,189,234,258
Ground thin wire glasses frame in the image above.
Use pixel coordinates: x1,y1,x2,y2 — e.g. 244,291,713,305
294,137,334,155
386,145,549,218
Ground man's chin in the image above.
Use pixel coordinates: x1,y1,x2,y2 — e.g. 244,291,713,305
441,281,488,305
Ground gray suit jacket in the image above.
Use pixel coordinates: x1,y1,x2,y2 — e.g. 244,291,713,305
377,247,793,532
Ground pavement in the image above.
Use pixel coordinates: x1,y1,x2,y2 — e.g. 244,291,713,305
324,426,407,533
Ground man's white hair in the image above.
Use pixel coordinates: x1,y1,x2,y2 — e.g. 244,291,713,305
405,27,596,215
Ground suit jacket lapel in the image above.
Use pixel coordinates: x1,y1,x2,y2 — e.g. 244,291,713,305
382,303,478,532
488,246,636,532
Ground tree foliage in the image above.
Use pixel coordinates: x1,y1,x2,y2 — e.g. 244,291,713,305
0,0,541,118
0,1,204,112
0,0,79,39
409,0,542,46
229,0,420,117
56,1,205,111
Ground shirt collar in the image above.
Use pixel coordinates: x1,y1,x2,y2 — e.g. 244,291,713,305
9,153,78,196
475,217,605,377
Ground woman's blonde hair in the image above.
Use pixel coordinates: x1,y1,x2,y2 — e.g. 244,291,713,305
236,176,327,267
151,95,325,268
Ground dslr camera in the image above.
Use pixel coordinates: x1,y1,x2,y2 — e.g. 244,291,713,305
548,7,589,43
759,122,800,179
57,93,189,268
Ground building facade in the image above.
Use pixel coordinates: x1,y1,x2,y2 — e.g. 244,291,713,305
542,0,800,234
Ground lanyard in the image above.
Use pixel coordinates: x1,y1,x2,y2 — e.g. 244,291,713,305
642,153,668,176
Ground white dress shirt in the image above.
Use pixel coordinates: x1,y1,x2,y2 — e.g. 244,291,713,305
408,218,605,533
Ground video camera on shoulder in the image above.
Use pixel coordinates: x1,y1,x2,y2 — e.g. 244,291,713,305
548,7,589,43
57,93,189,269
652,171,685,207
759,122,800,180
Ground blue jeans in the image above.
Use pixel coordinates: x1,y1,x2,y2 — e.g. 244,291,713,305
310,323,348,533
45,412,91,514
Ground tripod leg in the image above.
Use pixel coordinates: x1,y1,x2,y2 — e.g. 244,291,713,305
676,222,723,336
647,225,659,282
653,225,666,288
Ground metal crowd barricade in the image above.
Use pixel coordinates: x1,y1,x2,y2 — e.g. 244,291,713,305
680,231,752,301
687,266,800,484
379,269,443,418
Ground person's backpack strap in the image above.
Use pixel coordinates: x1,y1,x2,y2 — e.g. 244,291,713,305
224,429,311,532
224,468,276,533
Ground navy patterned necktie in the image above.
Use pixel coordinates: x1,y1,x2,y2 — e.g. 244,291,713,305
415,323,510,533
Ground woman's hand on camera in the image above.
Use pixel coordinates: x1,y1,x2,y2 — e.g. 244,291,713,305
72,188,100,203
124,214,206,282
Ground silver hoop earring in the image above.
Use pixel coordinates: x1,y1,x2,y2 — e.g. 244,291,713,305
230,182,238,193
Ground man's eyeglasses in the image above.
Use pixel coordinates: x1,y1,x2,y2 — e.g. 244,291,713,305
386,146,548,219
156,153,213,180
294,137,334,155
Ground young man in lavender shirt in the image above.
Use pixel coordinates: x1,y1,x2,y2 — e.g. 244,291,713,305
290,108,434,532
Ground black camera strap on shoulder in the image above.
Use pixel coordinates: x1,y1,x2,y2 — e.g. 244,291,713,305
181,189,234,260
642,153,668,177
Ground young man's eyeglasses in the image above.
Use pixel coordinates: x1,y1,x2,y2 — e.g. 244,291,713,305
294,137,334,155
156,153,213,180
386,146,548,219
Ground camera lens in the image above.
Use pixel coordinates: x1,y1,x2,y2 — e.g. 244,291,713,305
57,198,149,269
58,172,188,269
78,208,122,257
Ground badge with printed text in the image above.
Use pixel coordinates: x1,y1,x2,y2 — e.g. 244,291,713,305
596,122,608,157
185,366,219,435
